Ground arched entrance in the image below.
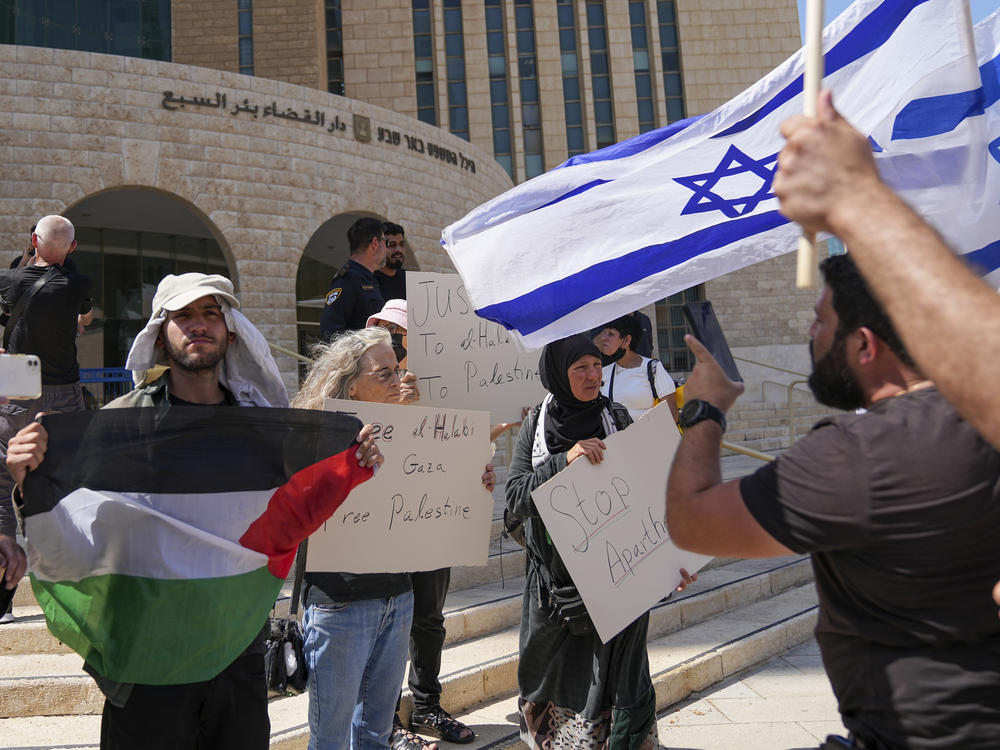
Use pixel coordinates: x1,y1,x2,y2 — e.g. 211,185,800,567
296,211,387,354
63,189,232,370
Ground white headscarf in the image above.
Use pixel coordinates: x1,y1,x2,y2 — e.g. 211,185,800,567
124,274,289,408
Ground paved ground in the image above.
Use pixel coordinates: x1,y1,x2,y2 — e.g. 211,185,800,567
656,638,845,750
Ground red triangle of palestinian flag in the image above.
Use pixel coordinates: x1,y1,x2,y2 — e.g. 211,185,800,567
19,406,371,686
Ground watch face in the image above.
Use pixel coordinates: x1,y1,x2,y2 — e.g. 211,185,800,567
680,399,703,425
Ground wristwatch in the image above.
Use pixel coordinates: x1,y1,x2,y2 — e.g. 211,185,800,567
678,399,726,432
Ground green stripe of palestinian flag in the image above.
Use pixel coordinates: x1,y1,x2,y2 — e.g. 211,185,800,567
34,570,280,685
21,407,369,686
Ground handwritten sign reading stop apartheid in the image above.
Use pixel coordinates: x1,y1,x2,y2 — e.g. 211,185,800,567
305,398,493,573
530,404,712,643
406,271,547,422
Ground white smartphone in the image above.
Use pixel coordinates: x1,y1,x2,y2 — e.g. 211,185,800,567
0,353,42,400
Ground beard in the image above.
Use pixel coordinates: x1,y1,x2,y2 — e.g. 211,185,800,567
163,334,228,373
384,253,404,270
808,337,865,411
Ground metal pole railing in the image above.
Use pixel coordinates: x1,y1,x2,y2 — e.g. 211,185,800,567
268,341,313,364
732,355,807,378
721,440,775,463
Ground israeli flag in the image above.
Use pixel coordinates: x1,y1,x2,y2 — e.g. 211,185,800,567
441,0,999,351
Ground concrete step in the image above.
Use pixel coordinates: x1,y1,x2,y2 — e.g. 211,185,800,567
446,581,818,749
0,556,813,747
276,555,814,748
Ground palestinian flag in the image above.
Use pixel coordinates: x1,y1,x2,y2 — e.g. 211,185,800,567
19,406,370,686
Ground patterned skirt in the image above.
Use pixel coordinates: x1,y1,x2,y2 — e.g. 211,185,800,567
518,697,659,750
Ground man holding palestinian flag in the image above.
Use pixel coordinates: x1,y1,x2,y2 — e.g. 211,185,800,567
6,273,384,750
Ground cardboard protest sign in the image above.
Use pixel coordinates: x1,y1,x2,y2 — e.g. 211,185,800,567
306,399,493,573
530,403,712,642
406,271,547,422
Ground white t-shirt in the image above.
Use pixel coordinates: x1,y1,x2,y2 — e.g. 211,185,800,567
601,356,676,423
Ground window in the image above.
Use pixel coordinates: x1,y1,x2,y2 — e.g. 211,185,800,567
515,0,543,178
586,0,615,148
629,1,655,133
443,0,468,140
72,227,229,370
654,284,705,374
325,0,343,94
656,0,686,122
238,0,253,76
0,0,171,60
412,0,436,126
485,0,513,177
557,0,585,157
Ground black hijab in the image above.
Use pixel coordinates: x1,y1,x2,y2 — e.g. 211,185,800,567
538,334,609,454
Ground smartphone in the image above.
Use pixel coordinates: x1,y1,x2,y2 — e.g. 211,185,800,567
681,301,742,383
0,353,42,399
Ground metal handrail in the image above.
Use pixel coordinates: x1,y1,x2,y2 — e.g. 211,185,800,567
268,341,313,364
786,379,809,446
732,355,807,379
721,440,775,463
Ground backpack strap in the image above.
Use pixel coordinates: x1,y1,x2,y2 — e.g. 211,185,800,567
2,266,60,350
607,363,617,402
646,358,661,406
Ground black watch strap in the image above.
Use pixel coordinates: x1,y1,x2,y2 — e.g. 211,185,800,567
678,399,726,432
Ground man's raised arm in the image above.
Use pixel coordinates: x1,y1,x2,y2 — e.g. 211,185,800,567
774,90,1000,449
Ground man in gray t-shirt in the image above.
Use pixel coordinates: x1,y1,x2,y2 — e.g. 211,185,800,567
666,254,1000,750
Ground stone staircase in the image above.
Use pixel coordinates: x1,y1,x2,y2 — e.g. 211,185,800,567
0,464,818,749
723,398,841,455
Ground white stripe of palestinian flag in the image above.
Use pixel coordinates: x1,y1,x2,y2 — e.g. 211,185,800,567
27,488,274,582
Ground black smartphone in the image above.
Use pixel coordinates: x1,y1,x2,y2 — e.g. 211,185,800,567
0,579,14,616
681,301,742,382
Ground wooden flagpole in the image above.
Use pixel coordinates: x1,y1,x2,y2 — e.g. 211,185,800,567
795,0,825,288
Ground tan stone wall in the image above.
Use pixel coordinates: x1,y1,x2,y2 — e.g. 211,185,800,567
706,252,819,349
342,0,417,116
675,0,807,363
170,0,804,182
0,45,510,391
172,0,238,72
253,0,323,89
536,1,568,171
676,0,802,117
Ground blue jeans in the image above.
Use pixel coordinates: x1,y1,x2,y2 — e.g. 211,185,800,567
304,589,414,750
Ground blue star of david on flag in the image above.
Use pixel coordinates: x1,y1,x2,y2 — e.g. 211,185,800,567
673,144,780,219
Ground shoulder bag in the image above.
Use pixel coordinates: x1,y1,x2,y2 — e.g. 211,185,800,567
264,541,309,697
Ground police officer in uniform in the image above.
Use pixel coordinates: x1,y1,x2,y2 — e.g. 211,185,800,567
320,217,387,340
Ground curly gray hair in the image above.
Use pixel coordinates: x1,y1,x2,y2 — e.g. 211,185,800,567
292,327,392,410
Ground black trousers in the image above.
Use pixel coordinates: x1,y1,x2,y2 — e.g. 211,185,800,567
408,567,451,713
100,648,269,750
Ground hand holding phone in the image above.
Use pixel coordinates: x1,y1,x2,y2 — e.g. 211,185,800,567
681,302,742,382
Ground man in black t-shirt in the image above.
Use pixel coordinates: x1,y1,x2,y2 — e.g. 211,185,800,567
0,215,92,622
666,254,1000,750
375,221,408,301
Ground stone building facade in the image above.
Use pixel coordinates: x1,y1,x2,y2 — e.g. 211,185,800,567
0,44,509,392
1,0,813,398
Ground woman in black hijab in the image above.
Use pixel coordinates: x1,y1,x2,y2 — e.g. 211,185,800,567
506,334,677,750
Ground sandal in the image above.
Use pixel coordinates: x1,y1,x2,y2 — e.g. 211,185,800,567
410,707,475,744
392,724,436,750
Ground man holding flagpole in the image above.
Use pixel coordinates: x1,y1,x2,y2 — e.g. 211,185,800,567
775,81,1000,448
667,253,1000,749
7,273,384,750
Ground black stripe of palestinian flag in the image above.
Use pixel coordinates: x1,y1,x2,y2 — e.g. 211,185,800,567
20,406,369,686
